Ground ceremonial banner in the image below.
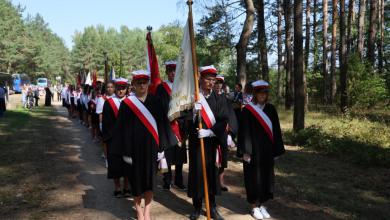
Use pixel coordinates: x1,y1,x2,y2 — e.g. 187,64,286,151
85,71,92,86
109,67,116,81
146,31,161,94
168,21,195,121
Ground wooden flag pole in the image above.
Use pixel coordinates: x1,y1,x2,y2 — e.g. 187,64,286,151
104,51,108,83
187,1,211,220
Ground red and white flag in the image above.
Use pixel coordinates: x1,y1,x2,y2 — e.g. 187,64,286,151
146,31,161,95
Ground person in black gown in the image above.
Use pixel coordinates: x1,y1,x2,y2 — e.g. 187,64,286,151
111,70,176,220
44,87,52,106
102,78,130,198
155,61,187,190
213,75,238,192
237,80,285,220
188,65,228,220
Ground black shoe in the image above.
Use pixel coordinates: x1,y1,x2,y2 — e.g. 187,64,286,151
113,190,122,198
163,182,171,191
122,189,131,197
189,209,201,220
221,186,229,192
211,207,224,220
174,182,187,190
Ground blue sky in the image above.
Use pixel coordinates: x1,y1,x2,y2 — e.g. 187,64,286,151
12,0,194,49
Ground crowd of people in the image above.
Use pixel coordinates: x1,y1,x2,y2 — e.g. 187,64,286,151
59,62,285,220
21,85,54,108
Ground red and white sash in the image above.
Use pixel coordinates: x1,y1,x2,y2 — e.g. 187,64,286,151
162,81,172,96
107,97,120,118
199,93,216,129
245,102,274,142
123,96,159,146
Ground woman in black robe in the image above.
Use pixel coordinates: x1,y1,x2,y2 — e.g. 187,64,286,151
44,87,52,106
237,80,285,220
102,79,130,197
111,71,176,220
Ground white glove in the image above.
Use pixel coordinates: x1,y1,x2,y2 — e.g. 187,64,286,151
157,151,165,161
99,122,103,132
227,135,235,148
194,101,202,112
198,129,216,138
243,154,251,163
123,156,132,165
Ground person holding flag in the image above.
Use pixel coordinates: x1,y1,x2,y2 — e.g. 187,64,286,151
187,65,228,220
111,70,176,220
155,61,188,191
237,80,285,220
101,78,130,198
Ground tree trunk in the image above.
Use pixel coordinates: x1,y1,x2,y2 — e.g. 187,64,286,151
313,0,319,71
367,0,378,66
377,0,384,73
330,0,338,104
357,0,366,59
347,0,355,53
277,0,283,102
340,0,348,113
294,0,305,131
305,0,311,70
323,0,329,103
257,0,269,81
236,0,255,87
284,0,294,110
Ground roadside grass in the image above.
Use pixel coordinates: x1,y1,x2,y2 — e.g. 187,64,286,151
277,109,390,167
0,106,58,218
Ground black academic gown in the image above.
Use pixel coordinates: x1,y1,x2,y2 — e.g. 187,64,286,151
102,98,127,179
237,103,285,204
155,83,187,165
218,94,238,169
187,92,229,199
111,94,176,196
45,89,52,106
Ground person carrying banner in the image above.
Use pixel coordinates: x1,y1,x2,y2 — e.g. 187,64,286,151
156,61,188,191
102,78,130,198
187,65,228,220
111,70,176,220
237,80,285,220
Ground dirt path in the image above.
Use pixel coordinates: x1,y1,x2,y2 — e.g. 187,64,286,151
2,95,389,220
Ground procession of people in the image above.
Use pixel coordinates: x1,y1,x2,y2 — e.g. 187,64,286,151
56,58,285,220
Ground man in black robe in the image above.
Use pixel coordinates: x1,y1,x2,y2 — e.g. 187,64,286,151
213,75,238,192
111,70,176,220
155,61,187,190
237,80,285,220
101,78,130,197
188,65,228,220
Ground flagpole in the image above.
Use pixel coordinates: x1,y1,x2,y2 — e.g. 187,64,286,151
187,1,211,220
104,51,108,83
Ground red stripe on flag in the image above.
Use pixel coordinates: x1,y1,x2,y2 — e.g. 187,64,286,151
146,32,161,95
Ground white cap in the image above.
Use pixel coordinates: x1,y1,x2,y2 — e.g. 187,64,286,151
251,80,270,90
165,61,177,67
114,77,129,85
132,70,150,80
199,65,217,76
216,75,225,82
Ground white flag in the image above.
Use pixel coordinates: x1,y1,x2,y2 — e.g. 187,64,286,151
85,71,92,85
168,21,195,121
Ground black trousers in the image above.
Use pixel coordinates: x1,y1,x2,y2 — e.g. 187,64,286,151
192,195,216,209
34,97,39,106
163,164,183,185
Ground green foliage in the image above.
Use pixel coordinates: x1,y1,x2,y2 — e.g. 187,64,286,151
0,0,70,82
348,54,389,108
281,111,390,167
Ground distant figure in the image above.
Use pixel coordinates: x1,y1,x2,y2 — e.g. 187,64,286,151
34,87,40,106
0,85,6,117
45,87,52,106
